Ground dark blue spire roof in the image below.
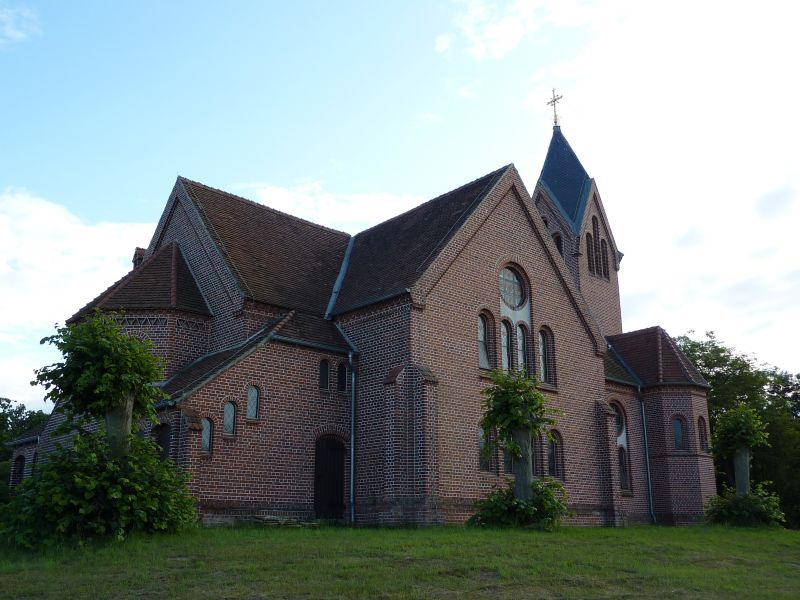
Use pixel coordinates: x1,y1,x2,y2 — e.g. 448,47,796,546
539,126,592,233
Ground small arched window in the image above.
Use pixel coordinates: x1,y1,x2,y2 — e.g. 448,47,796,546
601,239,610,279
201,418,213,453
516,324,529,374
673,416,686,451
698,416,709,452
538,327,555,385
586,233,595,274
247,386,260,419
592,216,602,275
552,233,563,256
337,363,348,392
11,455,25,487
548,431,564,479
478,314,492,369
223,402,236,435
319,360,330,390
478,428,491,472
501,321,512,372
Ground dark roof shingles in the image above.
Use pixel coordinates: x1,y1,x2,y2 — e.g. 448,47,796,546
539,126,591,225
333,165,510,314
180,178,351,314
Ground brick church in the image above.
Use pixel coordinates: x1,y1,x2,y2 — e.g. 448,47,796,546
10,126,716,525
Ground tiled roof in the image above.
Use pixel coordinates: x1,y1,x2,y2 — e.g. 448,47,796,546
332,165,511,314
6,420,47,447
179,178,351,314
604,344,641,387
160,311,352,402
70,243,210,322
539,126,592,232
608,326,710,389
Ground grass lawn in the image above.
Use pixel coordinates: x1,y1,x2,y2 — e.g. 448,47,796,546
1,525,799,599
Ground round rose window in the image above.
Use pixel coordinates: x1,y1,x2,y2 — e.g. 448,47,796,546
499,268,524,308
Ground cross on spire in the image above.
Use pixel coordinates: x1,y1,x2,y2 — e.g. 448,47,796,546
547,88,563,126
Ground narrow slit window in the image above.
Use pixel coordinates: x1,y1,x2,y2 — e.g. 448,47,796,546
601,239,610,279
247,386,259,419
337,363,347,392
201,418,213,453
673,416,686,450
478,314,491,369
516,324,528,374
586,233,595,274
501,321,512,372
319,360,330,390
223,402,236,435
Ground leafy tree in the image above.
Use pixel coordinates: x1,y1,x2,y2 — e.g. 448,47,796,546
713,402,768,496
34,312,165,457
479,369,559,501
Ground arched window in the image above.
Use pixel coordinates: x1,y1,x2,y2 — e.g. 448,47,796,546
247,386,259,419
201,418,213,453
501,321,512,372
592,216,602,275
516,324,529,374
478,314,492,369
499,267,525,309
538,327,555,385
223,402,236,435
586,233,595,274
319,360,330,390
618,447,630,490
153,424,171,460
478,428,491,471
698,416,709,451
337,363,347,392
552,232,563,256
600,239,610,279
11,455,25,487
548,430,564,479
611,403,631,490
673,416,686,450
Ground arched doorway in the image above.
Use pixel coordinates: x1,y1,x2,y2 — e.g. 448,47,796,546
314,436,345,519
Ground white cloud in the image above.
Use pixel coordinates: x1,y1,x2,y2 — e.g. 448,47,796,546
435,34,451,53
520,1,800,370
416,111,443,125
233,181,424,235
0,5,39,45
0,188,154,409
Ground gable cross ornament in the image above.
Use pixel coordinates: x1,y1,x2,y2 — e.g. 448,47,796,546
547,88,563,126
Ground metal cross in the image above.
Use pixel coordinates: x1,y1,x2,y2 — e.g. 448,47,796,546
547,88,563,126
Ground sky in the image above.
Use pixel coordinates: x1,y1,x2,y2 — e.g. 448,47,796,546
1,0,798,412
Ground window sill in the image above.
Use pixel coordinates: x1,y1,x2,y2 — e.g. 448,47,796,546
539,382,558,393
245,418,258,424
479,368,494,380
222,433,235,440
200,451,212,459
620,489,633,497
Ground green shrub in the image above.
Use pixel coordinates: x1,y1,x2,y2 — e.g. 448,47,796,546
468,477,570,530
705,482,785,527
0,432,197,549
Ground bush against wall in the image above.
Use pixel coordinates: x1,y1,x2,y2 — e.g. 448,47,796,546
705,483,785,527
1,432,196,549
468,477,570,530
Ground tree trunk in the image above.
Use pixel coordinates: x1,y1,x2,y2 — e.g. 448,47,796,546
511,428,533,501
105,393,134,458
734,446,750,497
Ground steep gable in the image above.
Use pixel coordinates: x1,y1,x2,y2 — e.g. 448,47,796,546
70,242,210,322
332,166,511,315
179,178,351,315
539,126,593,233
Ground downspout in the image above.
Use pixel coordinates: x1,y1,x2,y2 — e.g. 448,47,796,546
639,386,656,524
349,350,357,524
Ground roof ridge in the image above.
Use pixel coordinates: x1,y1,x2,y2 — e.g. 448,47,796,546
178,176,351,238
352,164,512,239
609,325,661,339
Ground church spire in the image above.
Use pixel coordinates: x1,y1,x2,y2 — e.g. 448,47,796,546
547,88,563,127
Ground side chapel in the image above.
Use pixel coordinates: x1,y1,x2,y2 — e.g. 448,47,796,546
9,125,716,525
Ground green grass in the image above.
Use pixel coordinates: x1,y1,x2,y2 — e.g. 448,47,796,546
1,526,799,599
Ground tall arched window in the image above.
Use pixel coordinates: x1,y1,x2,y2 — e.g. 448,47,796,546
600,239,610,279
592,216,602,275
501,321,512,372
337,363,348,392
499,267,525,309
201,418,213,453
548,430,564,479
673,416,686,450
586,233,595,274
11,455,25,487
247,386,260,419
552,232,563,256
516,324,529,374
698,416,709,452
612,403,631,490
478,314,492,369
618,447,630,490
538,327,555,384
319,360,330,390
223,402,236,435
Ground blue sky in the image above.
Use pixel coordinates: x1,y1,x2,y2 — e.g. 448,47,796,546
2,1,799,411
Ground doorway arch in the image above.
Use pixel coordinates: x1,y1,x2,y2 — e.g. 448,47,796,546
314,435,345,519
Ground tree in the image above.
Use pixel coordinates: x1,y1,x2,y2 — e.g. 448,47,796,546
33,312,165,457
713,402,768,496
479,369,559,501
